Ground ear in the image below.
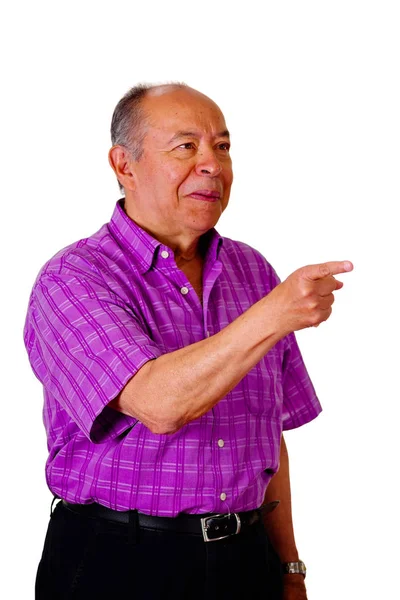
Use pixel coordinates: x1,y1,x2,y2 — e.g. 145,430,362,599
108,145,136,191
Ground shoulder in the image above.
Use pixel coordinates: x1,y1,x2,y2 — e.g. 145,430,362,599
34,224,104,278
32,221,137,291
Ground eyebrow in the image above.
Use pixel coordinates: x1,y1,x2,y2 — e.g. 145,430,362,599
167,130,230,144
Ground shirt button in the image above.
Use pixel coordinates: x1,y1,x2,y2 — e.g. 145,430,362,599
161,250,169,259
217,439,224,448
206,331,210,337
180,286,189,295
220,492,227,501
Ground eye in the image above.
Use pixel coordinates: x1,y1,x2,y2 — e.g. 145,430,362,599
217,143,230,152
177,142,196,150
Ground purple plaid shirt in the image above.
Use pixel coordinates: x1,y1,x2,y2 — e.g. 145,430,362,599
24,200,322,516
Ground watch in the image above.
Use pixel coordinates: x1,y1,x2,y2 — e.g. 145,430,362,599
282,560,307,578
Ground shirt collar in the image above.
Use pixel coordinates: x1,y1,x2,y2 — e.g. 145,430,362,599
108,200,224,274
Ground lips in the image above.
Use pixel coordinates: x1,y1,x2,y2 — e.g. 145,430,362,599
188,190,221,202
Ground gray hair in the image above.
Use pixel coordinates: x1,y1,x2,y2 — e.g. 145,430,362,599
110,82,187,193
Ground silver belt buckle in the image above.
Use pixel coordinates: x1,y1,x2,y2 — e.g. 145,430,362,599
200,513,242,542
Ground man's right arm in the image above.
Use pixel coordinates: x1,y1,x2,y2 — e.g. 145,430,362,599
109,261,353,434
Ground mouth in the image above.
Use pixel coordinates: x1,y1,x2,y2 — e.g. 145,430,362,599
188,190,221,202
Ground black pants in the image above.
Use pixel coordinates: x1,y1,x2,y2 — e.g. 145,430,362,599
36,501,284,599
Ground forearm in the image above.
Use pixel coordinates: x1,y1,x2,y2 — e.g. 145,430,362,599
110,259,348,434
110,292,285,433
262,435,299,562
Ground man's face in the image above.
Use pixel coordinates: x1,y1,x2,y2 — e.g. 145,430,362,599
126,87,233,240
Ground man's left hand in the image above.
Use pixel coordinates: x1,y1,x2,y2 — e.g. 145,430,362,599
283,575,308,600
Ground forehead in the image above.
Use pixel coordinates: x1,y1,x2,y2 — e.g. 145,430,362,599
142,87,228,139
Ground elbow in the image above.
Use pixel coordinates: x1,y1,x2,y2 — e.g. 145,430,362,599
143,389,188,434
147,419,184,435
144,407,186,435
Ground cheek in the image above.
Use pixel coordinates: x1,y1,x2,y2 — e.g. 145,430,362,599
226,163,234,182
221,197,230,212
223,169,233,192
221,173,233,210
174,170,197,196
160,165,190,190
141,162,183,189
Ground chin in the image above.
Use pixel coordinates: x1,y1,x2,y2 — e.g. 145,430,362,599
192,218,220,234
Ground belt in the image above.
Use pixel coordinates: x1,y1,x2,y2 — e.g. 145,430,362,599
62,500,279,543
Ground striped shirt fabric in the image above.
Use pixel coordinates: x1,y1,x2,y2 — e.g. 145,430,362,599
24,200,322,516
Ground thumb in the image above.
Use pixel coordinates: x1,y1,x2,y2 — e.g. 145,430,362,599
334,279,344,290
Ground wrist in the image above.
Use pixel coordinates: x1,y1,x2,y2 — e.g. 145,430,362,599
255,293,288,342
259,286,291,339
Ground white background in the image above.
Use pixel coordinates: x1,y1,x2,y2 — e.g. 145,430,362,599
1,1,399,598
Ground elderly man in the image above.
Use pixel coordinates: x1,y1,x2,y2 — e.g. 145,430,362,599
24,83,352,600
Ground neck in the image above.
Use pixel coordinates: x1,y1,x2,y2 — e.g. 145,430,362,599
174,242,202,263
123,200,207,261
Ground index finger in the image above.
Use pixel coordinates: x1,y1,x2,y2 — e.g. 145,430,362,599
304,261,354,281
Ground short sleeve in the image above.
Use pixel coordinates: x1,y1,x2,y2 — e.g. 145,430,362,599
281,332,322,430
24,272,162,443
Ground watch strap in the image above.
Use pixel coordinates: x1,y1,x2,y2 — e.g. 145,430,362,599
282,560,306,578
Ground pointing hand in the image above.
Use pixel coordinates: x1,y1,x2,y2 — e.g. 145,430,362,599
270,261,353,335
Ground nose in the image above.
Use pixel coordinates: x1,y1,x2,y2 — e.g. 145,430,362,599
194,148,222,177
